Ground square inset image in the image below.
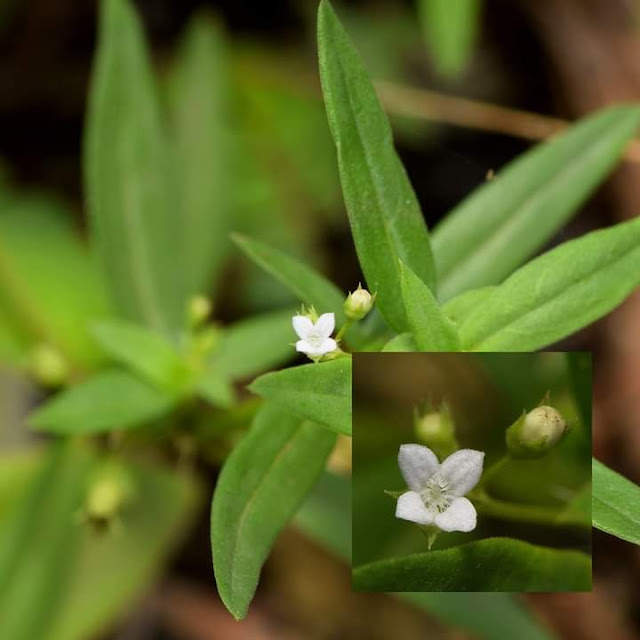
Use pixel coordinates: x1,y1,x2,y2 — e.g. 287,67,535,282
352,352,592,593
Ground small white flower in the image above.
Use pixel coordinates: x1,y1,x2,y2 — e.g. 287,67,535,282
292,312,337,358
395,444,484,533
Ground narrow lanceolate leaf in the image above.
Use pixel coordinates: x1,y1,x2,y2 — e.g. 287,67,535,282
592,459,640,546
418,0,481,79
85,0,185,334
209,307,297,380
399,261,460,351
433,105,640,301
233,234,345,323
29,369,175,435
318,0,435,332
442,286,496,325
353,538,591,592
382,332,416,352
91,321,190,392
211,403,336,620
249,358,352,436
459,217,640,351
168,11,229,298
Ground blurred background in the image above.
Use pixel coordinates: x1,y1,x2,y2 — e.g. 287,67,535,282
1,0,640,638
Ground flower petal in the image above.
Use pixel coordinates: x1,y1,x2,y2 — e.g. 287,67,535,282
434,497,477,532
398,444,440,491
439,449,484,496
314,312,335,338
395,491,434,525
295,339,314,354
320,338,337,353
292,315,314,339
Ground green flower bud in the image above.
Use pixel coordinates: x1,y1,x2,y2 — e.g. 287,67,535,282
29,343,69,387
84,462,134,532
344,285,375,321
414,404,458,459
506,405,568,458
187,295,212,328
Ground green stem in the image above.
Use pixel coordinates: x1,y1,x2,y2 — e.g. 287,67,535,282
479,455,511,490
335,319,353,342
471,490,562,526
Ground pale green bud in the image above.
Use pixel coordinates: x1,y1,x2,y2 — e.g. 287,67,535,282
506,405,568,458
344,285,375,321
29,343,69,387
414,404,458,459
187,295,212,328
84,463,134,530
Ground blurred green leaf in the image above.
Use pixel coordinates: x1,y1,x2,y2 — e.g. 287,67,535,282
0,195,110,366
399,260,460,350
318,0,435,332
168,11,230,299
294,471,351,560
433,105,640,300
30,369,175,435
48,459,201,640
353,537,591,591
211,402,336,620
442,286,495,325
92,320,190,392
0,442,93,640
85,0,185,334
381,332,416,352
418,0,481,79
401,593,554,640
233,234,345,322
459,217,640,351
249,359,352,436
567,352,592,428
210,307,296,380
195,367,234,409
593,458,640,545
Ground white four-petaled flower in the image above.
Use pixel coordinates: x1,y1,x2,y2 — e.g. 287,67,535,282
292,313,337,358
395,444,484,532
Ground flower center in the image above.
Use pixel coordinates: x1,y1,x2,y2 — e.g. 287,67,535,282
306,331,324,347
420,474,452,513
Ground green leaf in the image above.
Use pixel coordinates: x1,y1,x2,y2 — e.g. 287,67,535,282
433,105,640,301
318,0,435,332
401,593,554,640
381,332,416,352
592,458,640,545
210,307,297,380
47,459,201,640
211,402,336,620
294,471,351,561
30,369,175,435
0,442,93,640
195,368,234,408
442,286,495,325
85,0,185,333
249,358,352,436
233,234,345,322
459,217,640,351
418,0,481,79
353,537,591,591
399,260,460,350
168,11,230,298
91,320,190,391
0,195,110,365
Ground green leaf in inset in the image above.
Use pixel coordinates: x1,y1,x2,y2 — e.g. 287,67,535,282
85,0,185,333
433,105,640,300
459,217,640,351
353,537,591,591
210,307,297,380
418,0,481,79
29,369,175,435
168,11,230,299
318,0,435,332
592,458,640,546
195,368,234,409
442,286,495,325
233,234,345,321
249,358,352,436
381,332,416,352
91,320,191,392
211,402,336,620
399,260,460,351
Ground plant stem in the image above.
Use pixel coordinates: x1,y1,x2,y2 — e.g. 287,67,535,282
471,490,562,526
335,319,352,343
479,454,511,490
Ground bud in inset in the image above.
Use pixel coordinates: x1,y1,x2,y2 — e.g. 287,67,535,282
29,343,69,387
344,284,375,321
506,405,568,458
84,462,134,532
414,403,458,459
187,295,212,328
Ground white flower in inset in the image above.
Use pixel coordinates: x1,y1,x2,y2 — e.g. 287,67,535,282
395,444,484,532
292,312,337,358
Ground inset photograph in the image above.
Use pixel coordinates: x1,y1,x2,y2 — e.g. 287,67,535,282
352,352,591,593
